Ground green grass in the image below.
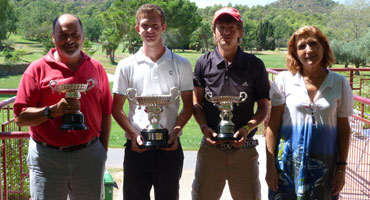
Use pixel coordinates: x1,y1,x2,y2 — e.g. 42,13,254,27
254,51,287,69
0,74,22,89
173,50,202,69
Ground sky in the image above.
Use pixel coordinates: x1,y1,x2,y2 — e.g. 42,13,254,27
189,0,346,8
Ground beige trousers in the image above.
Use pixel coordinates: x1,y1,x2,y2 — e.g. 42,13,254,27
192,144,261,200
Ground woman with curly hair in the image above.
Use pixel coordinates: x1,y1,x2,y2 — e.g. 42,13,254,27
265,26,354,200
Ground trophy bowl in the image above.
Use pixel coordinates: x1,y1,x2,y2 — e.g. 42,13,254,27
205,92,247,141
50,79,95,131
126,88,181,149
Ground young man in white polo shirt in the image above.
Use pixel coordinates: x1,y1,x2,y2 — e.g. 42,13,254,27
112,4,193,200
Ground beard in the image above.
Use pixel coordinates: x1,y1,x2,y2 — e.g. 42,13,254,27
60,44,81,58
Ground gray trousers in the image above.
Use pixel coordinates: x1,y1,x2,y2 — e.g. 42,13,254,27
27,138,107,200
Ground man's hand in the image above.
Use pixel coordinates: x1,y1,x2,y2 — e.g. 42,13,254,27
161,132,179,151
201,126,218,145
232,126,249,148
131,134,147,153
52,98,80,117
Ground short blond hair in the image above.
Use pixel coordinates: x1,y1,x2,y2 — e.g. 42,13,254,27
287,26,335,74
136,4,165,26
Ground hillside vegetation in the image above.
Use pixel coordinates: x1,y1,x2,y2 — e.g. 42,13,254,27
0,0,369,67
271,0,338,13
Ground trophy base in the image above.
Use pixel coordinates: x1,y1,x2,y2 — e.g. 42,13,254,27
60,113,88,131
140,128,170,149
215,133,237,141
215,123,237,141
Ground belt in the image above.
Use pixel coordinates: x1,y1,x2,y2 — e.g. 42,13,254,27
34,137,99,152
206,138,259,151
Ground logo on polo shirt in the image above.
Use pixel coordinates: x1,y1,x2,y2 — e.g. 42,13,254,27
242,81,248,86
169,70,173,75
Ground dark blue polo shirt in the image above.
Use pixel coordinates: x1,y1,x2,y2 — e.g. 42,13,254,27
193,47,270,137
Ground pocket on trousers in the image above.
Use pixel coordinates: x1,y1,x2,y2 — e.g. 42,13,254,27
27,140,40,167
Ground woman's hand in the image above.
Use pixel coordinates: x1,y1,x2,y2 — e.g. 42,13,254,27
332,167,346,196
266,164,279,192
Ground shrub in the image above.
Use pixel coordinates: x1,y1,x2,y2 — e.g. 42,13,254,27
3,48,26,62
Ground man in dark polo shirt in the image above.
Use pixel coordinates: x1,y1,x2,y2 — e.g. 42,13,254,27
191,7,270,200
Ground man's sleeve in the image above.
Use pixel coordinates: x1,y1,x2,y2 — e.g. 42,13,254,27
112,59,130,95
14,71,40,117
254,60,270,100
179,58,194,92
193,57,205,88
100,65,112,116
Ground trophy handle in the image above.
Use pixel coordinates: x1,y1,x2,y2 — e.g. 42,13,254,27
205,92,216,105
49,80,62,95
85,79,95,92
126,88,139,105
236,92,248,106
169,88,181,104
239,92,248,102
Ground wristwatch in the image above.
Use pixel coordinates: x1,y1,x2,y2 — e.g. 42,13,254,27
43,106,54,119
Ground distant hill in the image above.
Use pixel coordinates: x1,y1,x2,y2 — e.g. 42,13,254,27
52,0,109,3
270,0,339,13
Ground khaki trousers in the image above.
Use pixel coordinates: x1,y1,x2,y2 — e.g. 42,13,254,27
192,144,261,200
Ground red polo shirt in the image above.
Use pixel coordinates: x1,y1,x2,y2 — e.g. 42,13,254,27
14,49,112,146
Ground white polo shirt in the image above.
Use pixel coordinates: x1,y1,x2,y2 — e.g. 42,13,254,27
113,47,194,139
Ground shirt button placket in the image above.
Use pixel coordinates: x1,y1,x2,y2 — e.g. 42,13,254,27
152,63,159,80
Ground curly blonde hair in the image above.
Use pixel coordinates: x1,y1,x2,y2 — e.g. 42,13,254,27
286,26,335,74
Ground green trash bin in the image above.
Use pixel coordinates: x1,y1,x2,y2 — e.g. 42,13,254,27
103,170,118,200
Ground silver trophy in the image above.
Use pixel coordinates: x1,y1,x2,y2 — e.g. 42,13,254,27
205,92,247,141
126,88,181,149
50,79,95,130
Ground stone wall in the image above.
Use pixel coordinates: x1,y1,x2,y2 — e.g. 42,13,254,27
0,64,29,77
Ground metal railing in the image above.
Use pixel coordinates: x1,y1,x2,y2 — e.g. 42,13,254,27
267,68,370,199
0,90,30,200
267,68,370,97
343,96,370,199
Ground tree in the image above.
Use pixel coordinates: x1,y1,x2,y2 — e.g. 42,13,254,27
241,19,257,51
100,0,200,57
0,0,17,48
82,16,103,42
83,40,98,56
265,21,275,50
331,35,369,74
163,29,183,50
347,39,367,75
80,3,111,42
272,15,293,49
189,19,212,53
16,0,62,41
256,21,266,51
159,0,200,50
361,31,370,64
256,20,275,51
327,0,370,41
331,40,351,68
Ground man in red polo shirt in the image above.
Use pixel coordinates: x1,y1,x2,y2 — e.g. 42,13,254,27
14,14,112,199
